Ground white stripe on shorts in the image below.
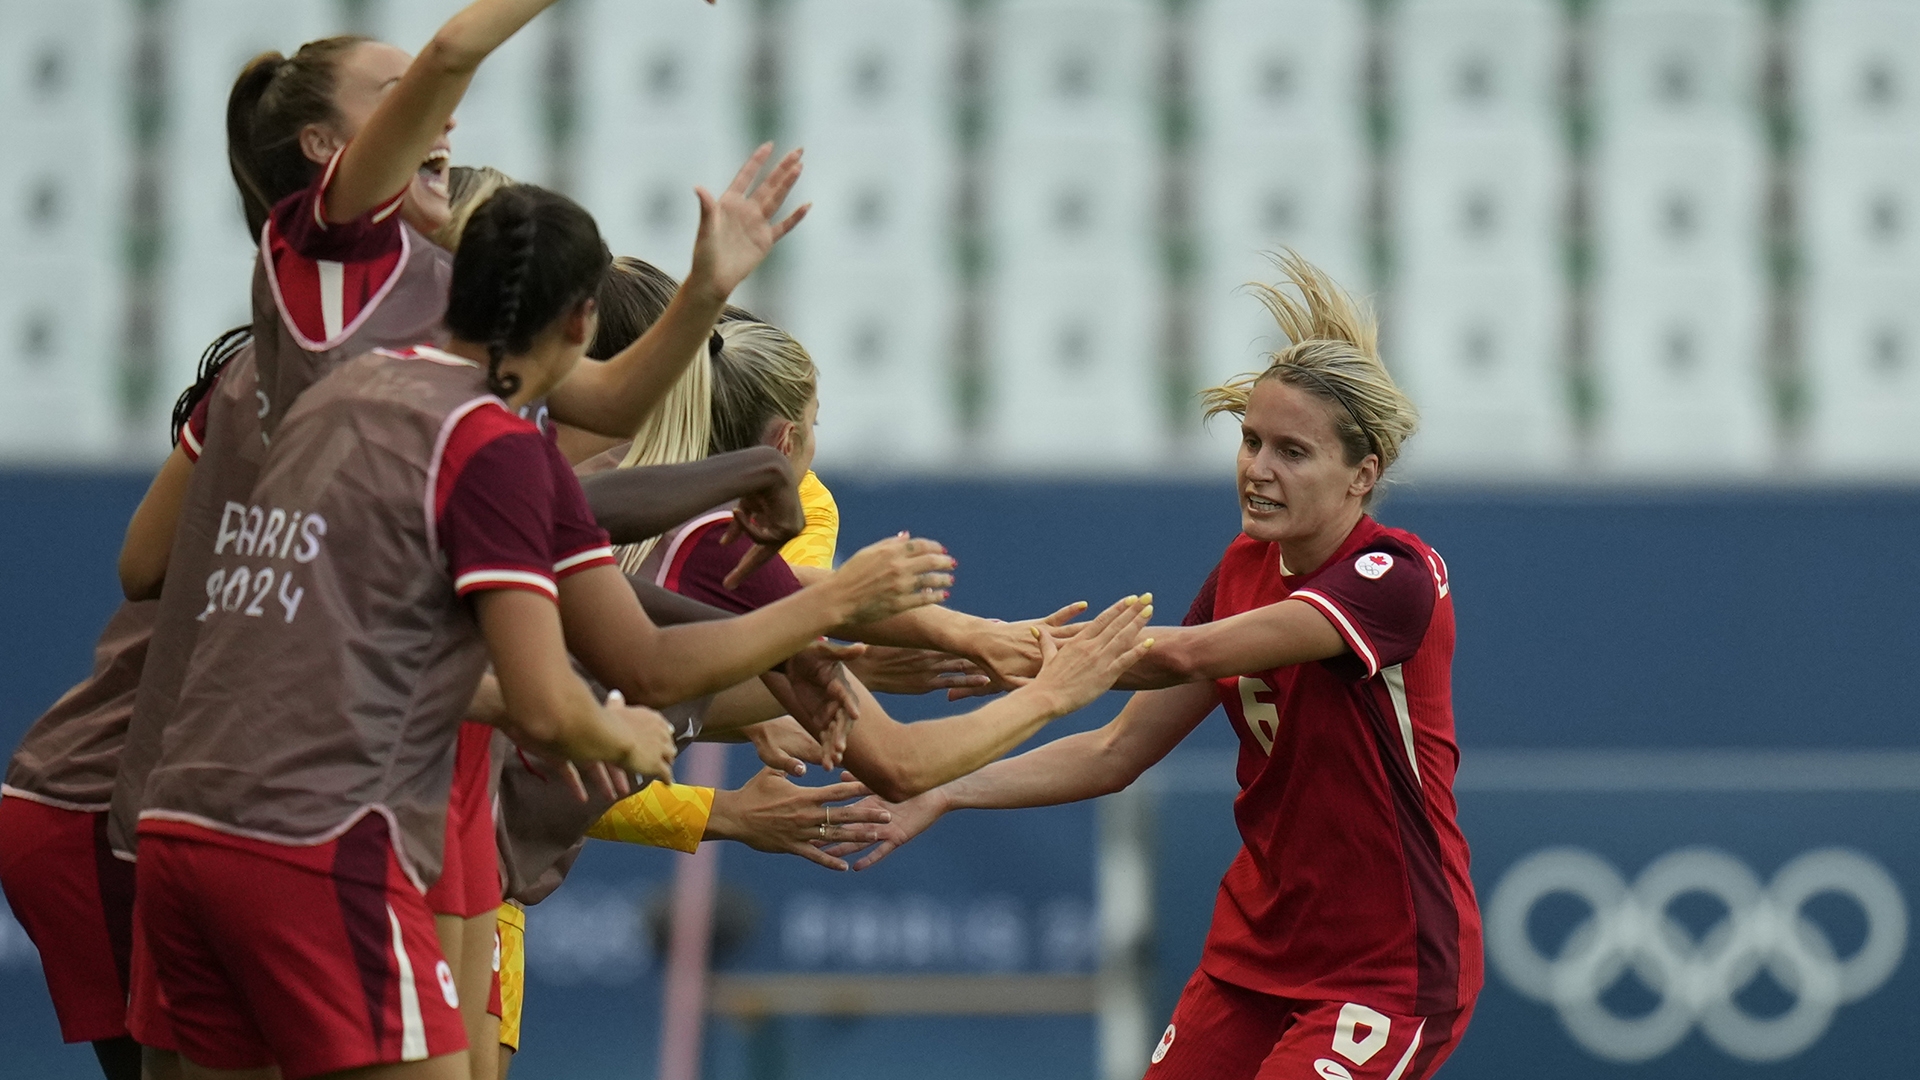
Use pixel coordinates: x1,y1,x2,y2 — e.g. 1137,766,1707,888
386,904,429,1061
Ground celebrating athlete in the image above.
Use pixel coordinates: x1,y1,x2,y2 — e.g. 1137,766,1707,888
829,253,1483,1080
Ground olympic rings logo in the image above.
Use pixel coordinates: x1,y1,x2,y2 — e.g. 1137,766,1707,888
1486,847,1908,1063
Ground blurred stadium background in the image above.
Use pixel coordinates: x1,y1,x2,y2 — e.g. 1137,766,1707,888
4,0,1919,1078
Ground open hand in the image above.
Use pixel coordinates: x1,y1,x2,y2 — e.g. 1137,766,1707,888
743,715,828,776
828,534,955,624
819,778,950,871
762,641,864,768
1026,595,1155,716
707,769,889,870
607,689,678,786
688,143,810,301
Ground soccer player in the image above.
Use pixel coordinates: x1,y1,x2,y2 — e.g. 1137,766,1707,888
128,183,948,1080
0,328,247,1080
830,253,1482,1080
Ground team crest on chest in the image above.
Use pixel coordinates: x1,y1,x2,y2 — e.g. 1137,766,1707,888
1355,552,1394,579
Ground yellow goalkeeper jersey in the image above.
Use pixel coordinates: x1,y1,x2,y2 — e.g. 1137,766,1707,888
779,470,839,570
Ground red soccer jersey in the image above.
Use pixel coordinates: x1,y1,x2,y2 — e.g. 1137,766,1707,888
1185,514,1482,1017
653,509,806,614
263,147,409,352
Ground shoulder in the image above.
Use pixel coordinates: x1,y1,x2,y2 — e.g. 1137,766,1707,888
1360,525,1450,598
436,403,546,510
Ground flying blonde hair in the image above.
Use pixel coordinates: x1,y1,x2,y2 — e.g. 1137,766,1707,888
1201,250,1418,499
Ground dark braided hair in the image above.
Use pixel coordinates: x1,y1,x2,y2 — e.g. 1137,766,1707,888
484,213,540,397
443,184,612,399
170,325,252,446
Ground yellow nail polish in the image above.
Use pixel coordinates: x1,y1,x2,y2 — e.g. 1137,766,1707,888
1142,606,1153,619
1141,592,1153,604
1122,594,1138,605
1142,638,1156,648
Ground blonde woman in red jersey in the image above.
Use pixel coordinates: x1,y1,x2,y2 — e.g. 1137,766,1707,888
832,252,1482,1080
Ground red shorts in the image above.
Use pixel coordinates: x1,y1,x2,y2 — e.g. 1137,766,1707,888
1144,969,1472,1080
0,796,136,1042
423,722,501,919
130,815,466,1079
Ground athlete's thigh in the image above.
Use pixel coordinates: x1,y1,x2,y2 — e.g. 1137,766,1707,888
1143,969,1296,1080
1255,1000,1464,1080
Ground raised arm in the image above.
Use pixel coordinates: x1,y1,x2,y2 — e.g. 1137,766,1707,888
327,0,560,223
544,144,809,437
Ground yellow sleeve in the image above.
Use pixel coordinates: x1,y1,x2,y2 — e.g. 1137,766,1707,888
585,782,714,853
779,471,839,570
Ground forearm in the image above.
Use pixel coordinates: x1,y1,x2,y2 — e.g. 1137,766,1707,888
702,678,789,735
1116,601,1346,689
425,0,560,72
937,683,1217,811
597,587,845,707
932,728,1130,813
1113,625,1203,689
836,603,977,652
582,448,792,545
630,577,731,626
840,682,1068,802
331,0,558,222
545,283,725,437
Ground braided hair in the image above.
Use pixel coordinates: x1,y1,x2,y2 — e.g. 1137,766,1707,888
170,325,252,447
442,184,612,399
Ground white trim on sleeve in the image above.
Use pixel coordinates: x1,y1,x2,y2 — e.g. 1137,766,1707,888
554,546,616,575
454,569,558,600
1292,588,1380,678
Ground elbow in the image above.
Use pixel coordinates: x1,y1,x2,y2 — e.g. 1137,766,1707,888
869,772,922,805
850,754,922,804
118,554,161,602
421,29,487,76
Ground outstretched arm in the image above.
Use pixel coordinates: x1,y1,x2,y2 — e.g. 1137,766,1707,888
327,0,560,223
546,144,810,437
832,680,1220,870
836,597,1154,802
580,446,801,548
558,535,953,709
1115,600,1345,690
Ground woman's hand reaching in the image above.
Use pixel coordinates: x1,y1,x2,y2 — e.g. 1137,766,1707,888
706,769,891,871
687,143,810,303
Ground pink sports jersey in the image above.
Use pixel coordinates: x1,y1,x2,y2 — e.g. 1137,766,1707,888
1184,515,1482,1017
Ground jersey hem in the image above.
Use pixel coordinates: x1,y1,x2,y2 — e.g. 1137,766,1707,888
0,784,111,814
137,804,431,894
